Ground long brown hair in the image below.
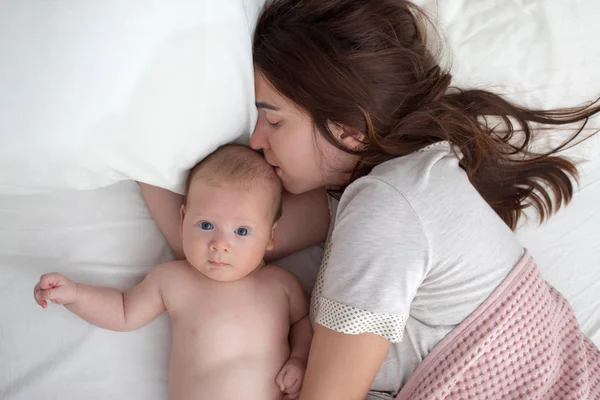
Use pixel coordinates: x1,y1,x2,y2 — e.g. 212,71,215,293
253,0,600,229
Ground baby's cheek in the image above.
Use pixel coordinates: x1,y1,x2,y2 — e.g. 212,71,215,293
183,235,205,265
247,240,269,265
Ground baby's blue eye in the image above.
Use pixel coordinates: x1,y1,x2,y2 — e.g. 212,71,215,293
235,227,249,236
200,221,214,230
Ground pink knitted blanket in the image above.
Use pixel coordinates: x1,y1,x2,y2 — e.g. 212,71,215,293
396,253,600,400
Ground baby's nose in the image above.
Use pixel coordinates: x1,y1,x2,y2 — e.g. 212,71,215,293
210,237,230,252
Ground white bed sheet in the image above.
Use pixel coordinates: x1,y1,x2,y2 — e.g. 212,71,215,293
1,149,599,399
0,181,173,400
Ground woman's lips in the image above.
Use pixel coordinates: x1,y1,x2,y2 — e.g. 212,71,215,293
264,156,282,176
265,156,280,171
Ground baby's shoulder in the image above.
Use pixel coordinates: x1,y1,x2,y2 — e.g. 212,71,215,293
259,263,293,280
150,261,206,308
148,260,193,282
259,264,304,295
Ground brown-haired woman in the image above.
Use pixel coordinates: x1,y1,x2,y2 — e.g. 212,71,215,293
141,0,600,398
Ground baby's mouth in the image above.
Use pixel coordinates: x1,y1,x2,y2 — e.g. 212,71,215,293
208,260,229,267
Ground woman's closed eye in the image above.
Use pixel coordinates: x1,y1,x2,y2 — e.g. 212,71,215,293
257,104,282,128
266,118,281,128
199,221,214,230
265,116,281,128
261,112,281,128
235,227,250,236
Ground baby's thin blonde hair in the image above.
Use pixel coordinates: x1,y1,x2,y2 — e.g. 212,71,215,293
185,144,283,221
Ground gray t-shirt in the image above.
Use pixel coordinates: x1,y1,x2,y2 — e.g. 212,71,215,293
310,141,524,398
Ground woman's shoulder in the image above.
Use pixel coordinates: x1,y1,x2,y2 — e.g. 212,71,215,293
349,140,464,201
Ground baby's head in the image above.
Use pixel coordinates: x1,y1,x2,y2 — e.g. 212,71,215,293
180,144,282,282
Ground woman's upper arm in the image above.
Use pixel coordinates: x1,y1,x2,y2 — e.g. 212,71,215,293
138,182,185,260
300,324,391,400
303,179,429,396
265,187,330,263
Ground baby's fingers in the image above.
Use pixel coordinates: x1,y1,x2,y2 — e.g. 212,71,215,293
276,366,300,392
281,369,300,392
275,367,288,391
37,284,76,305
36,287,61,302
39,272,67,290
36,287,53,301
287,375,302,394
33,283,47,308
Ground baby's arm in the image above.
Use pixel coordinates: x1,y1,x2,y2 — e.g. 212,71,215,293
275,267,312,399
34,264,167,332
287,277,312,362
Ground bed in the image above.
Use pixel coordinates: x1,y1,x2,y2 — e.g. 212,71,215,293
1,1,599,399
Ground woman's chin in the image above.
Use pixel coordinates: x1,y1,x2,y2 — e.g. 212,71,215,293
279,177,301,194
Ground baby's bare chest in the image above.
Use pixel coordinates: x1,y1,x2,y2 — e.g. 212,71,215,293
165,274,291,355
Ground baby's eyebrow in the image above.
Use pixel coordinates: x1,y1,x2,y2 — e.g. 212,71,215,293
256,101,280,111
236,221,257,227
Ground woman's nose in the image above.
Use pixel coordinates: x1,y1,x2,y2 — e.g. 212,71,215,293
250,124,269,150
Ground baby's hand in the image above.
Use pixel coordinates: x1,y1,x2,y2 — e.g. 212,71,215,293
275,356,306,400
34,273,77,308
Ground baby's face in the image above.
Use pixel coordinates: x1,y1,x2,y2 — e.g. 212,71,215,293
180,180,276,282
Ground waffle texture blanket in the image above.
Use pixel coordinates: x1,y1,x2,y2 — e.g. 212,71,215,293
396,253,600,400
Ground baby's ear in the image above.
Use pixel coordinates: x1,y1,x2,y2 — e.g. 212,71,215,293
266,222,278,251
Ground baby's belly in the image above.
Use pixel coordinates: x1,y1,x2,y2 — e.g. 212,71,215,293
170,356,285,400
168,319,289,400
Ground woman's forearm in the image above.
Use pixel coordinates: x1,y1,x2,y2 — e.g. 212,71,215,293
300,325,390,400
138,182,185,260
265,188,330,263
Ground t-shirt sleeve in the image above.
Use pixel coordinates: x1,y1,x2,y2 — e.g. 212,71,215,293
314,177,430,343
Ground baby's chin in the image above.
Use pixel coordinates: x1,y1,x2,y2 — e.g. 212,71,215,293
193,261,258,283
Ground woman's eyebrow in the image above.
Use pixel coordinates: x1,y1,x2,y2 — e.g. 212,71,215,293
256,101,280,111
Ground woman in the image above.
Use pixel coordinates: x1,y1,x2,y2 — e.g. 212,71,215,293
140,1,600,398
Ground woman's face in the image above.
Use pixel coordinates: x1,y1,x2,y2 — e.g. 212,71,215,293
250,69,358,194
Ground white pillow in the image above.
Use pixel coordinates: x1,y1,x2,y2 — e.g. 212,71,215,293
0,0,265,195
1,0,598,195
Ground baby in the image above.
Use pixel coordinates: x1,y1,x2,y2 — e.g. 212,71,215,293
33,144,312,400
